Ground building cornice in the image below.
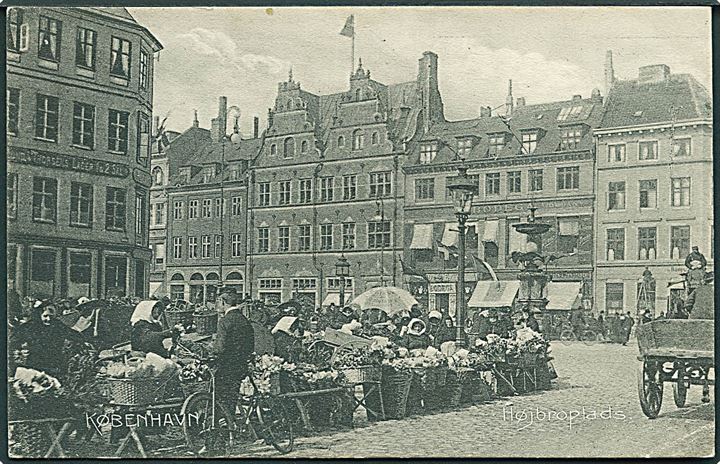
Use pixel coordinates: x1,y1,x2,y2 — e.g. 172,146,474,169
594,118,712,136
403,150,593,175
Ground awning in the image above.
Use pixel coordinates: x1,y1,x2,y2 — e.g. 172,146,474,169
558,218,580,236
468,280,520,308
410,224,434,250
322,293,341,307
482,219,499,243
441,223,458,247
545,281,582,311
667,281,685,290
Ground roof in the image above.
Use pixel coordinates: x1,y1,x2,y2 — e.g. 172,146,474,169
173,135,262,186
601,74,712,128
161,126,211,177
80,7,163,51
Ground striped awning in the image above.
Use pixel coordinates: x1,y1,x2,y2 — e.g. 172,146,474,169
468,280,520,308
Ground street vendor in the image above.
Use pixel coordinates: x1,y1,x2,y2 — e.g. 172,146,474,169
523,308,541,332
130,299,179,357
272,316,304,363
401,318,431,350
331,306,355,329
427,311,453,347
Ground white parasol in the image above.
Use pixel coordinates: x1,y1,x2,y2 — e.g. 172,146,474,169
350,286,419,316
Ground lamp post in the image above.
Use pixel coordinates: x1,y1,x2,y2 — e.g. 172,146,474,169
335,253,351,307
446,165,478,347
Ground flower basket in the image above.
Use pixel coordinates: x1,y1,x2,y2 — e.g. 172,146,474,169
443,370,465,408
193,312,218,335
165,309,194,328
103,372,174,406
380,366,413,420
181,379,209,398
341,365,382,385
519,352,544,369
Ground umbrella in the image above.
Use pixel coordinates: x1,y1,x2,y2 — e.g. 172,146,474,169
351,286,419,316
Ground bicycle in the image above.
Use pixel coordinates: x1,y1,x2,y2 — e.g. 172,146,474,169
178,354,294,456
559,324,598,345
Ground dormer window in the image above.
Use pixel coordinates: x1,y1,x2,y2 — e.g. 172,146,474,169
270,143,277,156
301,140,308,153
202,170,212,184
560,127,582,150
372,132,379,145
420,141,438,164
457,138,473,157
521,132,538,154
488,134,506,156
352,129,365,150
338,135,345,148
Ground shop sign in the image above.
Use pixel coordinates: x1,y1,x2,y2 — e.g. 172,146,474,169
478,198,592,215
8,146,130,178
429,283,455,293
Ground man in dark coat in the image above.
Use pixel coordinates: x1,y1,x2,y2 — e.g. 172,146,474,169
213,288,255,419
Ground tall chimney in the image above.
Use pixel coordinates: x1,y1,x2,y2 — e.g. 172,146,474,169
192,109,199,128
218,96,227,138
604,50,615,99
253,117,259,138
417,51,444,133
267,108,274,128
505,79,514,116
479,106,492,118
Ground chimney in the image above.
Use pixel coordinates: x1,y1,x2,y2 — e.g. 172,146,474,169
192,110,199,128
479,106,492,118
267,108,274,128
638,64,670,84
417,51,444,133
253,116,259,138
591,88,602,102
211,96,228,142
153,116,160,135
516,97,526,107
572,94,582,102
604,50,615,98
505,79,514,116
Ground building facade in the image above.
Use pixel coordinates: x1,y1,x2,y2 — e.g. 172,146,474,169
594,60,713,316
7,7,161,299
247,54,443,307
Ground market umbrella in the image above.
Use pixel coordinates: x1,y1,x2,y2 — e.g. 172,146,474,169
350,286,419,316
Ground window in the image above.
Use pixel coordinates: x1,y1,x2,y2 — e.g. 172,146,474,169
298,225,311,251
420,142,438,164
231,234,242,257
278,226,290,252
369,172,392,198
337,136,345,148
69,252,92,284
283,137,295,158
7,9,28,52
259,182,271,206
557,218,580,254
151,166,163,186
671,177,691,207
372,132,379,145
606,228,625,261
214,235,222,258
368,221,391,249
257,227,269,252
170,284,184,301
301,140,308,153
32,177,57,223
75,27,96,69
70,182,93,227
521,132,537,154
202,199,212,218
638,141,658,160
320,177,334,202
485,173,500,195
188,200,199,219
137,112,150,166
139,49,149,89
292,278,317,290
279,181,291,205
529,169,543,192
135,192,146,245
415,178,435,201
560,127,582,150
7,173,18,219
188,237,198,259
110,36,132,79
670,226,690,260
638,227,657,260
214,198,223,217
342,223,356,250
352,129,365,150
270,144,277,156
108,109,129,154
259,279,282,289
38,16,61,61
173,237,183,259
72,102,95,149
343,175,357,201
608,182,626,210
608,144,626,162
320,224,333,250
507,171,521,194
201,235,211,258
153,243,165,265
488,134,505,156
35,95,59,141
605,283,624,313
105,187,126,231
556,166,580,191
639,180,657,209
31,249,56,282
104,256,127,296
172,201,183,220
672,138,691,157
457,138,472,157
7,89,20,135
299,179,312,204
154,202,165,225
232,196,242,216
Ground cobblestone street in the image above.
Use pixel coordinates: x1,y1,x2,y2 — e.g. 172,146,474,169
245,341,714,459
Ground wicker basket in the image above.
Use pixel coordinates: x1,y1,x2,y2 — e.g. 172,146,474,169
444,370,464,408
380,366,413,420
181,380,210,398
104,374,173,406
194,312,218,335
165,310,195,328
341,365,382,384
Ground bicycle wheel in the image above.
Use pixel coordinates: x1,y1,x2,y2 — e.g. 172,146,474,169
181,391,235,456
560,329,576,343
581,330,597,345
255,397,294,454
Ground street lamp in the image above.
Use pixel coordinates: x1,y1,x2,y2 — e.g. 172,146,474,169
335,253,351,307
446,164,478,347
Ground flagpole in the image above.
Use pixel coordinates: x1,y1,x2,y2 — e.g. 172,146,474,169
351,19,355,75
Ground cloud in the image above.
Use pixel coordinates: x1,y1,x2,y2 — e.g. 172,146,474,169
178,27,288,75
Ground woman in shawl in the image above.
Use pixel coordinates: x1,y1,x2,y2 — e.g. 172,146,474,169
426,311,453,348
130,300,178,357
401,318,431,351
272,316,304,363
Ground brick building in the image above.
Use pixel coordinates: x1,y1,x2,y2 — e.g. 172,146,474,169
594,56,713,316
247,54,443,306
7,7,161,299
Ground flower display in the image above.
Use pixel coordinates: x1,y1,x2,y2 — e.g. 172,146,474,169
384,346,447,372
101,353,179,379
11,367,63,403
179,361,212,383
332,344,385,369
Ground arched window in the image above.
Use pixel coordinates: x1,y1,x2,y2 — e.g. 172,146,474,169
284,137,295,158
352,129,365,150
152,166,164,186
301,140,308,153
371,132,379,145
206,272,220,281
226,271,243,281
338,136,345,148
270,144,277,156
190,272,204,281
287,99,293,110
171,273,184,281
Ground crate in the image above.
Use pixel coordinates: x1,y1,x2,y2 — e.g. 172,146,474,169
104,374,173,406
193,312,218,335
341,365,382,384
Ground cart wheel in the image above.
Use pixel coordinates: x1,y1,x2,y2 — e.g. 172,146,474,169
673,362,689,408
560,329,576,344
638,360,663,419
581,330,597,345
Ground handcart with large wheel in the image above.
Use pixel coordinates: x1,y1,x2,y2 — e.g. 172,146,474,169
305,328,373,367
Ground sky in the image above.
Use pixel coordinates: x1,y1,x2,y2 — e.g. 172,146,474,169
128,7,712,134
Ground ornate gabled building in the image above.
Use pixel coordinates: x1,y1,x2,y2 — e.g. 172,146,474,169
403,84,604,320
247,52,443,306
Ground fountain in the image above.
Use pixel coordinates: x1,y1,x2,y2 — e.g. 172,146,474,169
511,206,552,314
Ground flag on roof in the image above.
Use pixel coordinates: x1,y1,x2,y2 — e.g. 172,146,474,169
340,15,355,38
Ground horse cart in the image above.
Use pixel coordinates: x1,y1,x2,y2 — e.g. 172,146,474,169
636,283,714,419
